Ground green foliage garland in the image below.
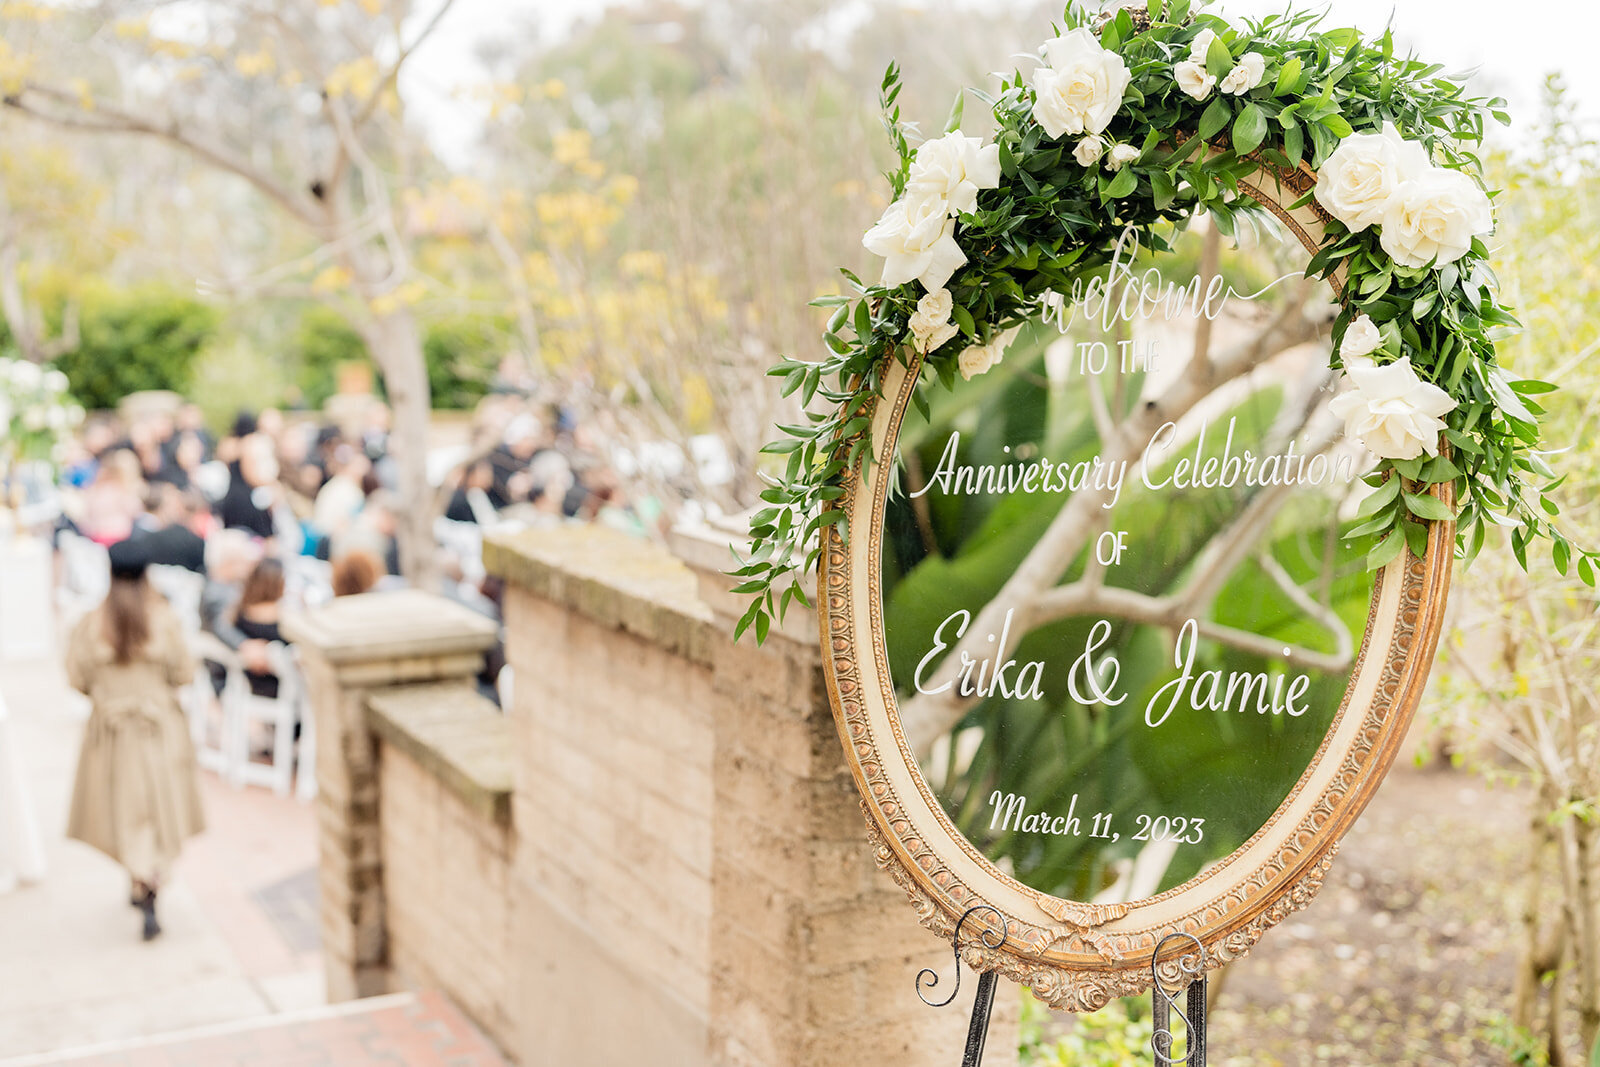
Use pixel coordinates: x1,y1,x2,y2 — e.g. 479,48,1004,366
735,0,1594,643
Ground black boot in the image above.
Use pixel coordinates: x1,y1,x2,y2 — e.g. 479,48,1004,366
136,886,161,941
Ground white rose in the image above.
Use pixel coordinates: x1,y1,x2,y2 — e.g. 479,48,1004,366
1074,134,1107,167
1105,143,1141,171
907,287,961,353
958,341,1002,381
67,404,85,427
1329,355,1456,460
1030,28,1131,139
46,405,66,431
1340,314,1383,359
22,405,46,432
1220,53,1266,95
44,369,69,394
1314,122,1429,233
1188,28,1218,64
1378,166,1494,269
915,287,953,325
863,192,968,292
916,320,960,353
907,132,1002,217
957,329,1019,382
0,396,11,429
1174,61,1216,101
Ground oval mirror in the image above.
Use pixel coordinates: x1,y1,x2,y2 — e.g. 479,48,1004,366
821,157,1454,1009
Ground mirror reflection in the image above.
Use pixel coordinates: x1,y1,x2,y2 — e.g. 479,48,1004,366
882,212,1373,904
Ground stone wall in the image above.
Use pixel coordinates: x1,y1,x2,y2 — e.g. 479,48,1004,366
486,526,1017,1067
292,532,1018,1067
490,529,717,1067
369,684,516,1053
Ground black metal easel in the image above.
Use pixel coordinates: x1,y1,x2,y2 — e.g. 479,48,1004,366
918,906,1209,1066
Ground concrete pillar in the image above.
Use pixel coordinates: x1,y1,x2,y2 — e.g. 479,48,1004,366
283,590,498,1003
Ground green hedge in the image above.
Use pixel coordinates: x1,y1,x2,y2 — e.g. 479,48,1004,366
10,287,220,411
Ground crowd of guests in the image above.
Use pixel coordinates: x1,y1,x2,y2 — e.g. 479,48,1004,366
46,387,671,712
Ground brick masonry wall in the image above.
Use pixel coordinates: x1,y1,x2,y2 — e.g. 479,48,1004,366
379,743,515,1054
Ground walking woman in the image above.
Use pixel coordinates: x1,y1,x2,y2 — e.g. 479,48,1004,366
65,538,205,940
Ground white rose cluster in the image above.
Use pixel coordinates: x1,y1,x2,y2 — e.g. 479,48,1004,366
863,130,1001,293
1314,122,1493,269
907,288,960,354
1,357,82,458
1174,28,1265,102
1029,28,1141,171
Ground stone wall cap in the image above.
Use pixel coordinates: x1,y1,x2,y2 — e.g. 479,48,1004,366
367,681,513,825
282,589,499,664
483,526,718,665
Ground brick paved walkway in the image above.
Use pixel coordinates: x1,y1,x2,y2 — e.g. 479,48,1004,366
0,992,509,1067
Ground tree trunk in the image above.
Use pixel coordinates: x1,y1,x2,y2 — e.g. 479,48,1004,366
1574,818,1600,1054
363,308,438,590
1516,814,1555,1032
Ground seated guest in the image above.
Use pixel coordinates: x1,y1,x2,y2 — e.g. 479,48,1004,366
130,484,206,574
311,446,369,542
78,450,145,546
217,433,278,540
150,430,206,493
231,558,286,699
487,415,542,508
331,491,400,576
330,550,381,598
445,461,496,525
63,420,118,489
174,404,214,461
199,530,268,692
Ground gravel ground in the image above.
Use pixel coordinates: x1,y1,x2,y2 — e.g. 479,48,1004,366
1206,762,1533,1066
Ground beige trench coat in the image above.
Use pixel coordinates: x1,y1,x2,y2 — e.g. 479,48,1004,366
65,596,205,885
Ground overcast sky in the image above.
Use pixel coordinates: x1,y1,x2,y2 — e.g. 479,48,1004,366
404,0,1600,166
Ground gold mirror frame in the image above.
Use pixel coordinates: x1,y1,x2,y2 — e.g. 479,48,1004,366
818,153,1455,1010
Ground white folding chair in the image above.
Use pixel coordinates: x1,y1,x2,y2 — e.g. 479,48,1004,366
221,642,303,797
294,684,317,803
184,631,234,775
148,565,205,637
54,532,109,631
285,556,333,610
466,487,500,528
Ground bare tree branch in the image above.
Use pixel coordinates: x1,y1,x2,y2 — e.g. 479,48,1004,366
5,85,325,230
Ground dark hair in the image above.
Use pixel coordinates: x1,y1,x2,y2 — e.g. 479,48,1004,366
231,411,259,439
236,557,285,617
331,551,381,597
104,576,152,665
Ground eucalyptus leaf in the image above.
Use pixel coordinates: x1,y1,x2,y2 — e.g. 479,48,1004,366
1233,103,1269,155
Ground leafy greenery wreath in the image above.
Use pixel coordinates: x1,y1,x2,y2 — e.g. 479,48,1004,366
734,0,1593,643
